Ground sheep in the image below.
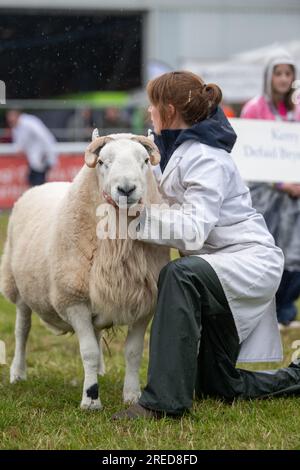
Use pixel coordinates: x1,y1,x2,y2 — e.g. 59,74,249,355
0,132,170,410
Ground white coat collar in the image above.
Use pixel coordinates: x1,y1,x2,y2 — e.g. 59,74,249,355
159,141,191,186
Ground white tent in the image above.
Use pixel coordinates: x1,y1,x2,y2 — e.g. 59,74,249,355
182,41,300,104
233,41,300,64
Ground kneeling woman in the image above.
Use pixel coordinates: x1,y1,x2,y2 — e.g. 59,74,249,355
113,71,300,419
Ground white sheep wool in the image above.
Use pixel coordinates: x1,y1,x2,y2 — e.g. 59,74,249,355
0,133,169,410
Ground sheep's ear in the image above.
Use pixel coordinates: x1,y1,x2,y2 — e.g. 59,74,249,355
85,136,113,168
130,135,160,166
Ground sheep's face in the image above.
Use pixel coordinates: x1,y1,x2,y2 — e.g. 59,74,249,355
95,139,150,207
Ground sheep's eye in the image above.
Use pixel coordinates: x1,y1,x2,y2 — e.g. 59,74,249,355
145,158,150,165
97,159,104,166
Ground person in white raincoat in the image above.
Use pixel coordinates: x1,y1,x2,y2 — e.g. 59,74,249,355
113,71,300,420
6,110,57,186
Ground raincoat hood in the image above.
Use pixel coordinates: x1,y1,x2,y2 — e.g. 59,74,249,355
263,49,296,99
153,106,237,173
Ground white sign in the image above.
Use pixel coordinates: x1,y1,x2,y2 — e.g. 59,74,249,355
229,118,300,183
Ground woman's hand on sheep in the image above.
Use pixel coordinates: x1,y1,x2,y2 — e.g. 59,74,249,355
281,183,300,198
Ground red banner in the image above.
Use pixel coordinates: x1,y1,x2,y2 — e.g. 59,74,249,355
0,153,84,209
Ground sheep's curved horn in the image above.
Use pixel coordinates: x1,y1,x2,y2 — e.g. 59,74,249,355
130,135,160,166
92,128,100,141
85,136,113,168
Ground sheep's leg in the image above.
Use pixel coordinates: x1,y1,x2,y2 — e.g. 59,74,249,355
123,316,150,404
67,305,102,410
95,329,106,376
10,301,32,383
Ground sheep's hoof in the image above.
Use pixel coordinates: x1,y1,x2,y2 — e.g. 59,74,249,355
123,389,141,404
80,397,102,410
10,369,26,383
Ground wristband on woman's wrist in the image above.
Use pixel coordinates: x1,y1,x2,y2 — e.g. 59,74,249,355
273,182,284,190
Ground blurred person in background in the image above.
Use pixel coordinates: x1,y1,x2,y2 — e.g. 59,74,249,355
6,110,58,186
241,50,300,330
65,107,94,141
102,106,130,133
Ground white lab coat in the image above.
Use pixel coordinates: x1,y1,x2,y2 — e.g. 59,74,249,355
12,114,57,172
139,140,284,362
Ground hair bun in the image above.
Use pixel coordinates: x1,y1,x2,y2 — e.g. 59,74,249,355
204,83,222,108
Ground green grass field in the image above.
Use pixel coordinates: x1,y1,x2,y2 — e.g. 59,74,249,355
0,212,300,450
